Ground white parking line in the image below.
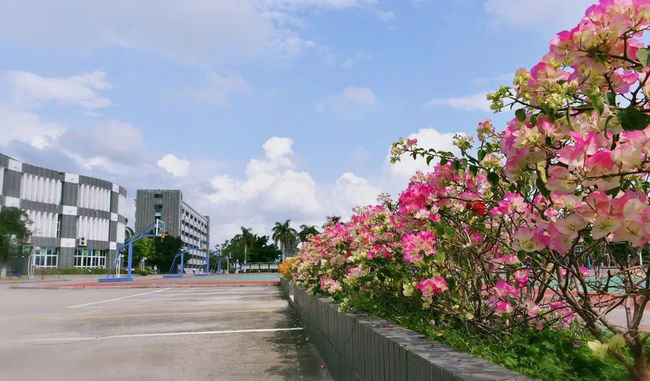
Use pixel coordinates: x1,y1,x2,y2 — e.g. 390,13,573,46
68,288,171,308
30,327,304,343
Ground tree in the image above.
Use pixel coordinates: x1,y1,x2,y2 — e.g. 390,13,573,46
325,216,341,226
221,232,281,266
148,235,184,274
240,227,255,264
0,208,31,277
272,219,297,262
298,224,319,243
132,237,154,270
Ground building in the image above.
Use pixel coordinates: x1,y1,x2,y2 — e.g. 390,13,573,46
0,153,128,269
135,190,210,273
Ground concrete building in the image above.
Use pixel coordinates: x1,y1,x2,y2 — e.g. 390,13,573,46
0,153,128,269
135,190,210,273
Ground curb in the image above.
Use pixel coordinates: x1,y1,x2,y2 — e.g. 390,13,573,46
11,280,281,289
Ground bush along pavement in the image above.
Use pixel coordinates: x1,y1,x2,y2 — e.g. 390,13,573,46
290,1,650,380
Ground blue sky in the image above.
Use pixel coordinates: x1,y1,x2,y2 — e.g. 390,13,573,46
0,0,594,243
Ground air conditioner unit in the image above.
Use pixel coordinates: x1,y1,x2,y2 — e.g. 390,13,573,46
77,237,87,247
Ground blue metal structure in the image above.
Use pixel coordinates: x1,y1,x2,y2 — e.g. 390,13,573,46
98,220,165,283
162,248,187,278
194,249,222,276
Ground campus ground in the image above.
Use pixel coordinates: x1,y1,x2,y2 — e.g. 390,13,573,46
0,276,331,381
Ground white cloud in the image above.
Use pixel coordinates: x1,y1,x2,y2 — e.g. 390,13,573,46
192,71,249,106
0,1,275,64
484,0,592,30
0,1,376,65
0,104,64,149
2,70,111,111
318,86,377,115
386,128,461,180
330,172,382,218
427,92,491,112
158,154,191,178
202,136,388,241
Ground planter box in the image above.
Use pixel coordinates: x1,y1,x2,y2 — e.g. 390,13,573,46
280,278,531,381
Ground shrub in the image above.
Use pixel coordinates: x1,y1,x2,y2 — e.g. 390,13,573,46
291,2,650,379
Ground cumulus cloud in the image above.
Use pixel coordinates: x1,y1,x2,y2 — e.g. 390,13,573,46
0,105,64,149
484,0,592,31
201,136,388,241
386,127,462,180
207,137,320,215
318,86,377,115
2,70,111,110
158,154,191,178
61,121,144,163
427,92,491,112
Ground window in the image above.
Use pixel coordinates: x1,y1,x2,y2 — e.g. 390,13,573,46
154,193,163,199
32,247,59,268
74,248,107,268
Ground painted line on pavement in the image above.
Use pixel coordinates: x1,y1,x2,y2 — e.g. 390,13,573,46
14,308,288,321
68,288,170,308
30,327,304,343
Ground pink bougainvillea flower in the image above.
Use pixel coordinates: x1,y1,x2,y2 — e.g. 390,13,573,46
494,279,520,299
495,301,514,315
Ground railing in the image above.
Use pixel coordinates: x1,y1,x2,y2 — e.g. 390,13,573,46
240,262,279,272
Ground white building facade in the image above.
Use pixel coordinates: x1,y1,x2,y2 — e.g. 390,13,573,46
0,153,128,269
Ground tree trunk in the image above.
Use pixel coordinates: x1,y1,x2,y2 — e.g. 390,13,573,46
631,341,649,381
281,243,285,263
0,265,6,279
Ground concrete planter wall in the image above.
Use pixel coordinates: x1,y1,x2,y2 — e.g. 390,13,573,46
280,278,531,381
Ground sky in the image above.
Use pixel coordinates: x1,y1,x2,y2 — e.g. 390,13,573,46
0,0,595,245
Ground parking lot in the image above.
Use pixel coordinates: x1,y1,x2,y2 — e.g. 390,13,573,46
0,282,331,381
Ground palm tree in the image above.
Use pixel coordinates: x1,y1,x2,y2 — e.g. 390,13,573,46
272,220,297,262
298,224,319,243
240,227,255,265
325,216,341,226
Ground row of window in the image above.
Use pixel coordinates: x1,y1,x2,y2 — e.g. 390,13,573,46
74,248,107,269
30,247,108,269
32,247,59,268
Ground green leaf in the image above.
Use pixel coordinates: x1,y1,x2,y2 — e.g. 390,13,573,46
440,158,448,166
607,92,616,106
487,172,499,187
426,156,433,166
452,160,461,173
469,165,478,176
638,48,650,66
618,105,650,131
536,162,547,183
434,251,446,264
536,176,551,198
588,91,604,115
477,149,486,161
530,114,538,126
515,108,527,123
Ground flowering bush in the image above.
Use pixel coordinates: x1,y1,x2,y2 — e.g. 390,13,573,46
291,1,650,380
